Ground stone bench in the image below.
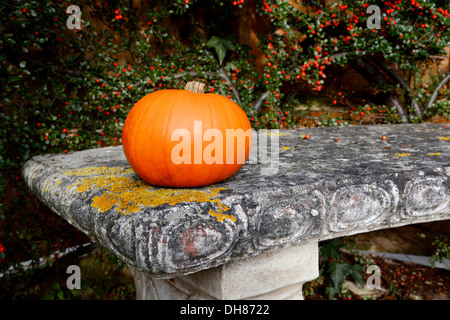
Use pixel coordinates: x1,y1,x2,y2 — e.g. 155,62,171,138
22,123,450,299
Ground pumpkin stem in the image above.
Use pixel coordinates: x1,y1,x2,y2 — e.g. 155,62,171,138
184,81,206,93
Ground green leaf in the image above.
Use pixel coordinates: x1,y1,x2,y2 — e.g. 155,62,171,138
224,61,237,72
320,238,345,260
206,36,236,65
42,292,55,300
349,264,365,288
325,285,341,300
328,262,350,290
57,290,65,300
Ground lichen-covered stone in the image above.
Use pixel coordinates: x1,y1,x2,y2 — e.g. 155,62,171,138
22,123,450,278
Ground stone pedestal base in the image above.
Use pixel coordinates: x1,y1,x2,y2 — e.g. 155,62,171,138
129,242,319,300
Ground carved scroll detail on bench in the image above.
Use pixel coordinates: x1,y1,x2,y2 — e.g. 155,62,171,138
404,177,450,217
328,181,398,231
255,190,325,248
167,218,235,269
151,203,247,273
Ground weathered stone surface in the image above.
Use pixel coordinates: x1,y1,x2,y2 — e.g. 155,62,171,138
22,124,450,279
129,243,319,299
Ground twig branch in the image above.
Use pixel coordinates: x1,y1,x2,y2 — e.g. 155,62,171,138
372,57,422,119
165,70,242,104
349,57,408,122
330,51,368,60
253,91,269,114
425,72,450,112
171,71,213,79
172,70,269,116
219,68,242,105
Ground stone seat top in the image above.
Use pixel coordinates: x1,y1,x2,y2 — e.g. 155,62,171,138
22,123,450,279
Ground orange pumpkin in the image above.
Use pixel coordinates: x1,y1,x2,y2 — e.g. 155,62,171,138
122,81,252,188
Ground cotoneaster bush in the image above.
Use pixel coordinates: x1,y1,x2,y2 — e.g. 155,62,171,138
255,0,449,126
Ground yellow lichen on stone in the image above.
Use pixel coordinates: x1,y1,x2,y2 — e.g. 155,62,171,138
438,137,450,141
427,153,441,156
45,177,63,192
65,166,233,220
281,146,291,150
393,153,410,159
208,209,236,222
